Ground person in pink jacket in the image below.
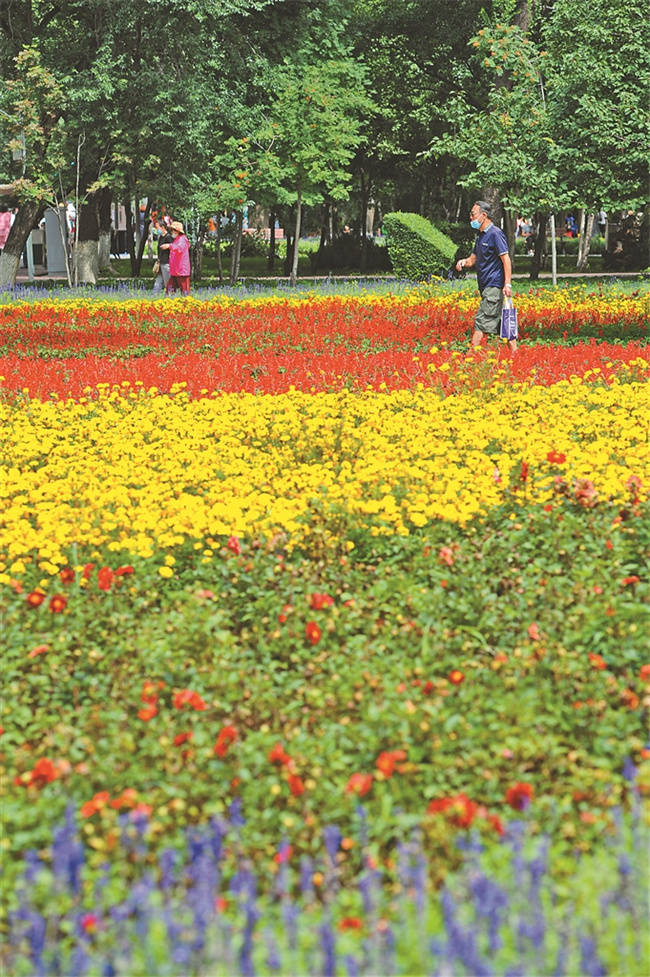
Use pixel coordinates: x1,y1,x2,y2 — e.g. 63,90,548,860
162,220,191,295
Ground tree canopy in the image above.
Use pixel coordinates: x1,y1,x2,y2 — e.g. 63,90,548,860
0,0,646,285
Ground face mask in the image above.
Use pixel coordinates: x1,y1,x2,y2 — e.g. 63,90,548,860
470,218,481,230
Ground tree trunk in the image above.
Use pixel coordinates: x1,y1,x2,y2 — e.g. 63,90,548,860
0,200,41,289
74,195,99,285
576,212,595,271
529,210,548,280
124,196,137,276
268,210,276,273
230,211,243,285
360,169,369,274
503,208,516,270
290,186,302,286
191,239,203,281
216,216,223,283
134,200,151,277
96,188,114,274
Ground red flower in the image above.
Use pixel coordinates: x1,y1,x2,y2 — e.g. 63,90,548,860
82,563,95,580
427,793,477,829
309,592,334,610
214,725,238,757
375,749,407,778
278,603,293,623
59,567,75,584
344,772,373,797
305,621,322,645
138,705,158,721
173,731,194,746
110,788,138,809
114,565,134,576
527,622,540,641
274,843,293,864
520,461,529,482
588,652,606,670
26,589,46,608
338,917,363,931
448,669,465,685
19,757,61,789
140,680,163,704
488,813,505,836
505,782,534,811
227,535,241,555
640,664,650,681
81,914,99,934
546,450,566,464
49,594,67,613
97,566,114,591
423,680,435,695
621,575,640,586
288,774,305,797
173,689,207,711
268,742,291,766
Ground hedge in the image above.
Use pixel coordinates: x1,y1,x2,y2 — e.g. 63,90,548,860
383,212,457,281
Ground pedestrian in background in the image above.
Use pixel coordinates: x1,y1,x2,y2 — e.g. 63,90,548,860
162,220,191,296
152,219,173,294
456,201,515,352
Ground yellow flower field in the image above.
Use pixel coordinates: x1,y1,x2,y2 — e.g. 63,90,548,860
2,378,648,576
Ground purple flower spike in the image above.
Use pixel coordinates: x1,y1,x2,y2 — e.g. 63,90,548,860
323,824,342,863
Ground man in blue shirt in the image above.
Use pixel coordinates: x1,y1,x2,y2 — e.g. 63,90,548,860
456,201,516,351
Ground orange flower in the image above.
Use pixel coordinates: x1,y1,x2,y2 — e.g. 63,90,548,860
214,725,238,757
278,603,293,623
344,772,373,797
588,652,606,670
448,669,465,685
546,450,566,464
375,749,407,778
18,757,61,789
639,664,650,681
49,594,67,613
173,689,207,711
305,621,322,645
111,788,138,810
527,622,540,641
28,644,49,659
438,546,454,566
59,567,75,584
26,589,46,608
138,705,158,721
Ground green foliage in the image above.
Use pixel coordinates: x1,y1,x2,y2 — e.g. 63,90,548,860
383,212,457,280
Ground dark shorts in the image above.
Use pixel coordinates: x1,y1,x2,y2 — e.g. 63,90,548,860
474,286,503,335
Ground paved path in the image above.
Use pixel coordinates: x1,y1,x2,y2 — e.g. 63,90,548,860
13,268,646,285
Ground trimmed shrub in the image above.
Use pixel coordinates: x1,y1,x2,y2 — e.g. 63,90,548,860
383,212,457,280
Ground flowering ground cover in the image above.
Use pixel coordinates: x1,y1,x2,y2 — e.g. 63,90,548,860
1,283,649,975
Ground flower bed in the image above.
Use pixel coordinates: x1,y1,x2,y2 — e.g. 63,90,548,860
1,285,648,975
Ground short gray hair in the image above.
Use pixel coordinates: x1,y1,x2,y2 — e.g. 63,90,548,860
474,200,492,218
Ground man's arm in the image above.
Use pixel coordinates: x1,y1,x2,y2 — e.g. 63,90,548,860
500,252,512,296
456,252,476,272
